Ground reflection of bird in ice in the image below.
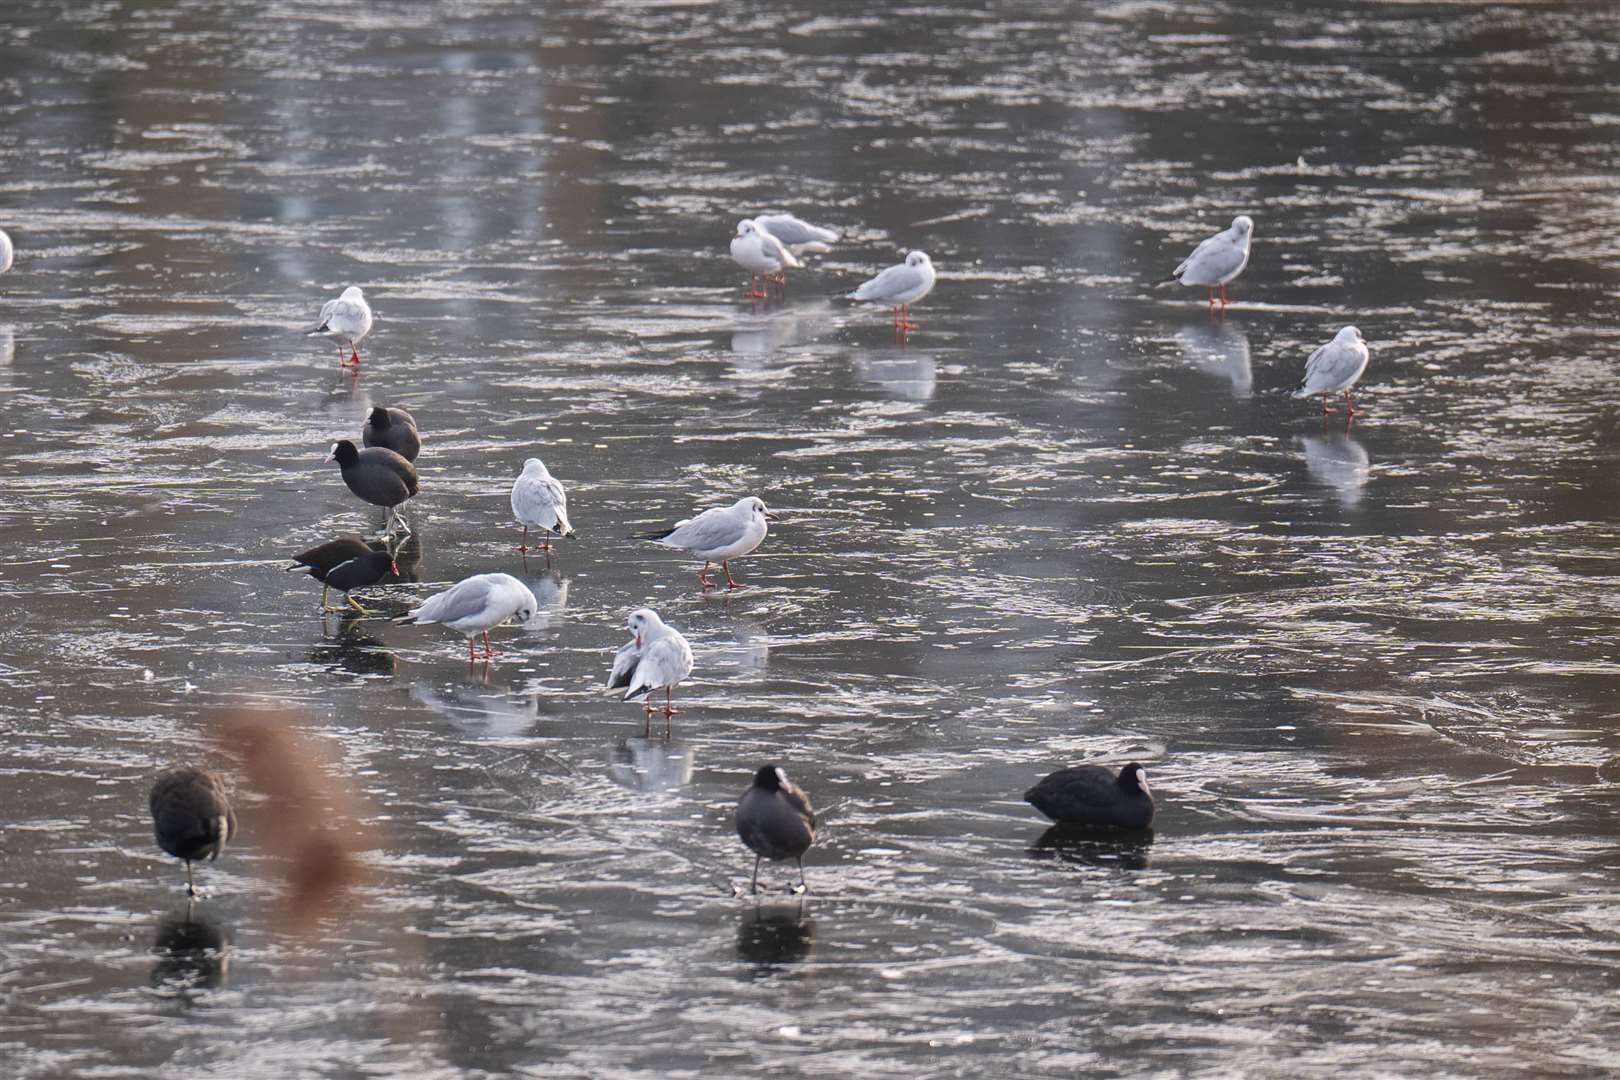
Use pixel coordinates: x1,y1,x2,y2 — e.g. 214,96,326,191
1175,322,1252,396
0,325,13,366
736,901,815,969
851,350,936,401
515,572,569,632
711,617,770,674
150,908,230,993
1299,432,1370,508
412,682,541,738
607,735,695,792
730,298,832,357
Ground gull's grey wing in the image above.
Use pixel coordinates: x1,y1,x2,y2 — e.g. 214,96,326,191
849,261,924,302
755,229,800,269
1175,231,1243,281
756,214,839,248
325,298,367,330
628,633,691,696
513,475,564,520
1299,341,1365,394
663,506,745,552
607,638,641,690
410,576,493,625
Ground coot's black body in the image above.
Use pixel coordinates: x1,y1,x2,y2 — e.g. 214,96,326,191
362,406,420,462
329,440,418,510
736,765,817,893
1024,762,1154,830
149,767,237,896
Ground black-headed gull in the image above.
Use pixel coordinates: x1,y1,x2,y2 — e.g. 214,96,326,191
1173,216,1253,307
402,572,537,661
607,607,694,727
848,251,936,334
636,495,776,591
327,440,418,535
755,213,840,256
510,457,575,554
307,286,373,367
149,768,237,898
736,765,816,895
730,219,800,300
1292,326,1370,417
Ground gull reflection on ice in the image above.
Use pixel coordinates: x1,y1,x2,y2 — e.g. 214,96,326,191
1299,432,1370,508
852,349,936,401
608,735,694,793
1176,320,1252,396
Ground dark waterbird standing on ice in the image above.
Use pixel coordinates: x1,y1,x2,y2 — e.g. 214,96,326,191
149,767,237,897
1024,762,1154,830
736,765,816,894
326,439,418,534
361,406,419,462
286,535,398,613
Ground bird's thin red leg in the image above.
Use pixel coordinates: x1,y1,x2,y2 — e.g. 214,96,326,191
482,631,493,658
1345,389,1361,417
664,686,676,719
516,525,529,553
1220,283,1229,307
1321,393,1334,415
722,561,747,590
468,637,477,662
698,562,715,591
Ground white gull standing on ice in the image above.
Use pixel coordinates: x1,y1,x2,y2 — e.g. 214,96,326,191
402,572,537,661
306,286,374,367
510,457,575,554
1173,215,1253,307
606,607,695,729
1292,325,1370,417
636,495,776,591
847,251,935,334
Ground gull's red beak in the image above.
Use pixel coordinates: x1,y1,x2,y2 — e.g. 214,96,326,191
766,512,779,521
389,560,399,576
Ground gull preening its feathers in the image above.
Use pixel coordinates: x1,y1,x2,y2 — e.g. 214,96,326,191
606,607,694,730
307,286,373,367
1173,216,1253,308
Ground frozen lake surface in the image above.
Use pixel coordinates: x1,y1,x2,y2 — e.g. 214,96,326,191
2,2,1620,1077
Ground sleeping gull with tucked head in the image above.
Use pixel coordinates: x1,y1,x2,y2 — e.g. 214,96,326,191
755,213,840,256
848,251,935,334
401,572,537,661
636,495,776,591
1173,215,1253,308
